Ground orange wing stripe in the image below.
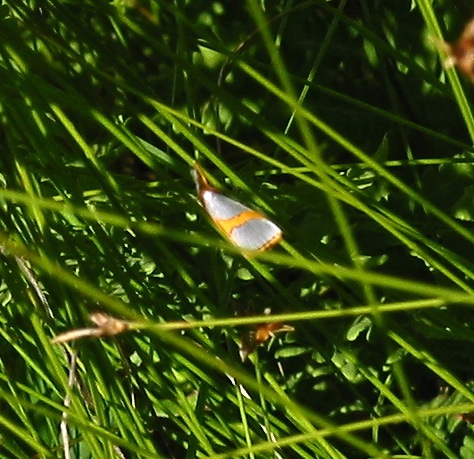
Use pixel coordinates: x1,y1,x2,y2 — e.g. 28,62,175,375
214,209,263,234
258,232,283,251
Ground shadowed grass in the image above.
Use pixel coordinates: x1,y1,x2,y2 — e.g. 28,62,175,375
0,1,473,458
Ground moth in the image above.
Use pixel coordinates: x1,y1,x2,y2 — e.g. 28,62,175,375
192,164,282,251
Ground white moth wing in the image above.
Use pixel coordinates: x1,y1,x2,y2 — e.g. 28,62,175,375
230,218,282,250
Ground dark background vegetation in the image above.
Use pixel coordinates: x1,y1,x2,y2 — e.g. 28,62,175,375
0,0,474,458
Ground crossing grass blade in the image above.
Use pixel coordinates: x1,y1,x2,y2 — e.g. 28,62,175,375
0,1,474,458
